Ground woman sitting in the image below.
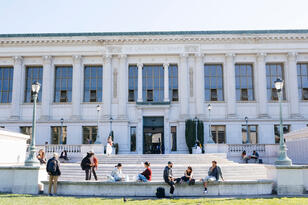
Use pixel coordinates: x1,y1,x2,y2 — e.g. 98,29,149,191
180,166,194,184
241,150,249,163
37,149,46,164
109,163,125,182
137,161,152,182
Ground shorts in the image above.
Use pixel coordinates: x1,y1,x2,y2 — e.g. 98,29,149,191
202,176,216,182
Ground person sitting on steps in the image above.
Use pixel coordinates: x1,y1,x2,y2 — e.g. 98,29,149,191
163,161,176,198
241,150,249,163
137,161,152,182
179,166,195,185
201,160,224,194
109,163,125,182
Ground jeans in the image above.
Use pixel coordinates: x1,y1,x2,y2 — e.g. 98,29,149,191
91,167,97,180
48,175,59,194
85,168,91,180
137,174,148,182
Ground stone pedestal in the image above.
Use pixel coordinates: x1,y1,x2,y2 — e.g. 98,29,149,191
276,166,306,195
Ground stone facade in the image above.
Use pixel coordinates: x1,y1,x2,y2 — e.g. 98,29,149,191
0,30,308,154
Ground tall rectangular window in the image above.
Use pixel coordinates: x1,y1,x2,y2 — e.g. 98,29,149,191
54,66,72,102
128,65,138,102
0,67,13,103
84,66,102,102
143,65,164,102
211,125,226,144
171,126,177,151
235,64,254,101
20,126,32,144
297,63,308,100
82,126,97,144
266,63,286,101
274,124,290,144
130,126,136,152
51,126,67,144
169,65,178,101
24,66,43,102
242,125,258,144
205,64,224,101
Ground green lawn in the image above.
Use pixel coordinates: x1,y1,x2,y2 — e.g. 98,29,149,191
0,194,308,205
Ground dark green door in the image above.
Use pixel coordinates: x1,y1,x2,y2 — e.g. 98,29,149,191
143,117,164,154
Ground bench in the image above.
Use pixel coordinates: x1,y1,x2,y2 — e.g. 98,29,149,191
42,180,273,197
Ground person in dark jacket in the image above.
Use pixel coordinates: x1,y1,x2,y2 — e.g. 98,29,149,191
137,161,152,182
46,153,61,196
81,152,93,180
180,166,194,184
201,161,224,194
163,161,176,198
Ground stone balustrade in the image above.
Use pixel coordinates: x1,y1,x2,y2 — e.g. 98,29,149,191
228,144,266,153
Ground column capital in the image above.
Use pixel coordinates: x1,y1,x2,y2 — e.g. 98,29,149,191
287,52,298,60
194,53,204,58
225,53,235,58
119,54,127,59
72,55,82,64
180,53,188,58
12,56,23,64
163,63,169,68
42,55,52,64
103,54,112,64
257,52,267,59
137,63,143,68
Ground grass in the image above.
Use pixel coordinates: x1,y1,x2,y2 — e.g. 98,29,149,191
0,194,308,205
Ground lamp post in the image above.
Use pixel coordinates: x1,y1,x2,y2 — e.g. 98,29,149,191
274,78,292,165
60,118,64,144
207,104,214,143
25,81,41,166
245,116,250,144
109,117,113,136
193,117,198,147
95,105,101,144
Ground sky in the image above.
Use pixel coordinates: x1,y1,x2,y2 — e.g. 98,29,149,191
0,0,308,34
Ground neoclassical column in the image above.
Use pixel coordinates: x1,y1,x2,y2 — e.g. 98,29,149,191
225,53,236,118
40,56,52,120
256,53,269,118
195,53,205,116
71,55,82,120
137,63,143,102
118,54,127,118
163,63,169,102
179,53,189,117
10,56,23,120
103,54,112,117
287,52,301,118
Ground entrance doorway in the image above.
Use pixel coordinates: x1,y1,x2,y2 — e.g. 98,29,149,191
143,117,164,154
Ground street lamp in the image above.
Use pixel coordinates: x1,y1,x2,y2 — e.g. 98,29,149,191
274,78,292,165
245,116,250,144
60,118,64,144
207,104,214,143
193,117,198,147
25,81,41,166
95,105,101,144
109,116,113,136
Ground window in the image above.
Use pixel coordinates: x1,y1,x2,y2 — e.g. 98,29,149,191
51,126,67,144
235,64,254,101
130,126,136,152
24,66,43,102
54,66,72,102
82,126,97,144
171,126,177,151
84,66,102,102
266,63,285,101
242,125,258,144
205,64,224,101
143,65,164,102
20,126,32,144
211,125,226,144
128,65,138,102
0,67,13,103
297,63,308,100
274,124,290,144
169,65,178,101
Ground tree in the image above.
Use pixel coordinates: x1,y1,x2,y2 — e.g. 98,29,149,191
185,119,204,154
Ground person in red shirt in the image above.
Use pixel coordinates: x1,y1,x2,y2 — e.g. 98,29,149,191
137,161,152,182
90,151,98,181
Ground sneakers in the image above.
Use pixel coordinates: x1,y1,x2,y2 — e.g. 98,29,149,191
170,194,174,199
203,188,208,194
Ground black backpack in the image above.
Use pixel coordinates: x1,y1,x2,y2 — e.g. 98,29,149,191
47,158,57,175
156,187,165,198
80,157,88,170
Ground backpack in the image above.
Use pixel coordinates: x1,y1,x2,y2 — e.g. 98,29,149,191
156,187,165,198
47,158,57,175
189,179,195,185
80,157,88,170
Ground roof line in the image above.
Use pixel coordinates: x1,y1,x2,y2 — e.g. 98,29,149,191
1,29,308,38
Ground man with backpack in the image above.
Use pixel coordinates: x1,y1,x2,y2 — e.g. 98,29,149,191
46,153,61,196
81,152,93,180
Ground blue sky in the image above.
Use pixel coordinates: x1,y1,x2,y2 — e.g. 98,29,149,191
0,0,308,34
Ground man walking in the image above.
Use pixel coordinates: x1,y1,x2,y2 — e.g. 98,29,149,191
202,160,224,194
163,161,176,198
46,153,61,196
81,152,93,180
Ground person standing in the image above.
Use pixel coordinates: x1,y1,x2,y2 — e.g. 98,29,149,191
81,152,93,180
137,161,152,182
106,136,113,156
91,152,98,181
202,161,224,194
163,161,176,198
46,153,61,196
